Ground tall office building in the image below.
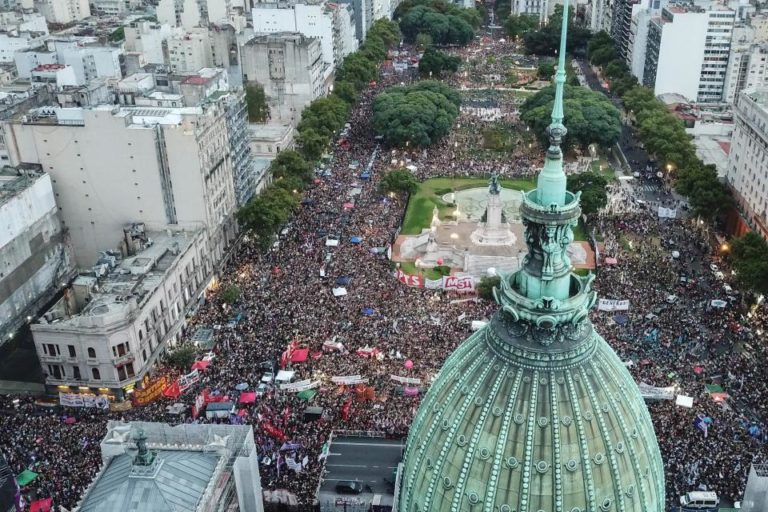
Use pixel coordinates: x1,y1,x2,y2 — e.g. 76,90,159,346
643,4,735,103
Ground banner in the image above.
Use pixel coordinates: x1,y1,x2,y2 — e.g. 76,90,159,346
637,383,675,401
424,278,443,289
390,375,421,385
394,269,424,288
132,376,168,406
597,299,630,312
178,369,201,392
657,206,677,219
109,400,132,412
331,375,368,385
280,380,320,392
443,275,475,292
59,393,109,410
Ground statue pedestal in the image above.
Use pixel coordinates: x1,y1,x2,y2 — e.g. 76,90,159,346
470,193,516,246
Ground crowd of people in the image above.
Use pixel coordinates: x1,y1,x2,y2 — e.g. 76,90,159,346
1,35,767,512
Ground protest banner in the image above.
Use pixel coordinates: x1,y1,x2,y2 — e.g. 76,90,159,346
280,380,320,392
442,274,475,292
331,375,368,385
132,376,168,406
178,369,201,392
59,393,109,410
597,299,630,312
394,269,424,288
390,375,422,385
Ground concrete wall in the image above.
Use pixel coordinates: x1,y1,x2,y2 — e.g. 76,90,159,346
653,12,708,102
0,174,74,343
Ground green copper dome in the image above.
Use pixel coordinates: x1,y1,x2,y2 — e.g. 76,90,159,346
398,0,664,509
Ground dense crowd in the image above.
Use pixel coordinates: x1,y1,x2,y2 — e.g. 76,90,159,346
1,38,766,512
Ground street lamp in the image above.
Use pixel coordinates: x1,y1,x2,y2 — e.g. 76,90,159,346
720,243,730,254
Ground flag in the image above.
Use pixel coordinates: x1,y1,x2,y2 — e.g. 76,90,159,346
693,415,708,438
318,441,330,461
286,456,302,473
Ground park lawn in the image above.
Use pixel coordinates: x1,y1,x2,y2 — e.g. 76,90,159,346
589,159,617,182
401,176,536,235
572,220,587,242
399,261,443,280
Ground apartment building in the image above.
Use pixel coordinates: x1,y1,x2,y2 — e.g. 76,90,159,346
643,4,735,103
726,88,768,238
32,225,210,398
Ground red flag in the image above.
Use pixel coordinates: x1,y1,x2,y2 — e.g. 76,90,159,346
30,498,52,512
163,381,181,399
262,421,286,441
282,406,291,425
341,398,352,421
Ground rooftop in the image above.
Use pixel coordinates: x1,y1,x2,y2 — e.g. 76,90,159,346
35,226,201,330
0,164,44,206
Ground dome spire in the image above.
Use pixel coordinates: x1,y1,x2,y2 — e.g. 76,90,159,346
536,0,570,208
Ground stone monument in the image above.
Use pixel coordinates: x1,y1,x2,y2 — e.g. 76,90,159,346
470,172,516,246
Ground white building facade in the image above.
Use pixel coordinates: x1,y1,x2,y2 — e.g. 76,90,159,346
723,27,768,104
34,0,90,24
251,2,356,68
0,167,75,345
643,4,735,103
2,102,238,268
32,226,211,398
726,88,768,238
241,32,330,123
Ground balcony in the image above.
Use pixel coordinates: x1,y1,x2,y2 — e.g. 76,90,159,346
39,354,63,363
111,353,135,366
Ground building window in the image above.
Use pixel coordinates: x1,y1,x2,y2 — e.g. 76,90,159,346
117,366,127,381
88,347,96,358
68,345,76,357
126,363,135,378
142,349,147,362
73,366,81,380
92,368,100,380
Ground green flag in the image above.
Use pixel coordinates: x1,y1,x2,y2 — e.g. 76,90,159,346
16,469,38,486
297,389,317,401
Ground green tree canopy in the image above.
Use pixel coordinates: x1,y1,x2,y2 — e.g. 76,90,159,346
380,168,419,195
336,52,379,91
237,186,299,248
520,85,621,150
567,172,608,216
367,18,402,46
166,345,197,370
331,80,359,105
270,150,313,183
522,5,589,55
537,61,555,79
373,83,460,147
418,47,461,76
221,284,241,303
297,96,350,138
476,275,500,300
674,164,731,219
730,232,768,295
295,127,329,162
400,5,475,45
245,82,270,122
504,14,538,39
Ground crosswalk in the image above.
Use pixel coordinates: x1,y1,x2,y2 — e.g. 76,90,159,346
635,184,662,193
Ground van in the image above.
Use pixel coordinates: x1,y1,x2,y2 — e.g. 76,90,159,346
680,491,719,509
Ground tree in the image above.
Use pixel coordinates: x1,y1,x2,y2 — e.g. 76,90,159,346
400,5,475,46
477,275,500,300
418,47,461,76
221,284,241,303
567,172,608,216
415,32,433,50
367,18,401,47
295,127,329,162
731,232,768,295
380,168,419,195
522,5,589,56
332,80,359,105
520,85,621,150
336,52,378,91
409,79,461,107
271,150,312,183
297,96,350,138
537,61,555,80
237,186,299,248
109,26,125,42
166,345,197,370
504,14,538,39
373,82,460,147
674,164,731,219
245,82,270,122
